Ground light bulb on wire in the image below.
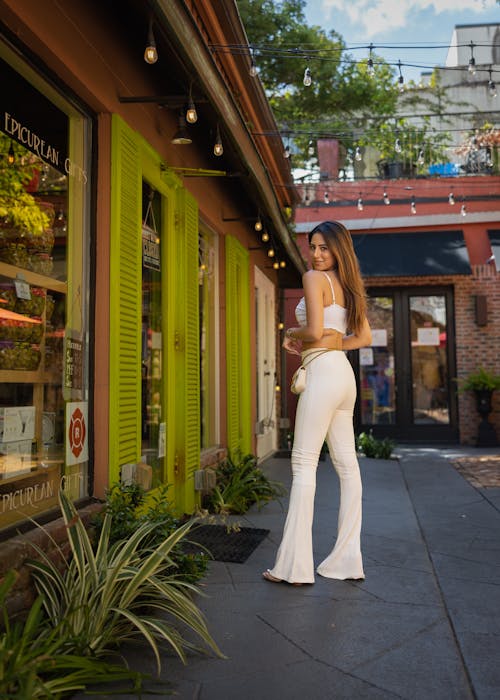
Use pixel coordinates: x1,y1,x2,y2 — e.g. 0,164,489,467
468,42,476,75
261,231,269,243
395,137,402,154
324,191,330,204
280,260,286,268
267,248,275,258
186,88,197,124
397,60,404,93
417,149,425,166
284,144,291,159
383,190,390,205
355,146,362,161
273,260,280,270
357,194,364,211
448,192,455,205
410,197,416,215
488,70,497,98
303,67,312,87
249,56,258,77
367,43,375,77
213,125,223,156
144,16,158,64
308,140,315,157
254,216,262,232
461,202,467,217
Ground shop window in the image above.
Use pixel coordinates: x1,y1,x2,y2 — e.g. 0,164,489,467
199,229,217,449
0,51,91,530
141,183,163,487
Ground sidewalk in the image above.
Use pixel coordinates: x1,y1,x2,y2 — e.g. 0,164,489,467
89,447,500,699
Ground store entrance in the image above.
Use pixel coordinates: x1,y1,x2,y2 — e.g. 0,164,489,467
355,287,458,443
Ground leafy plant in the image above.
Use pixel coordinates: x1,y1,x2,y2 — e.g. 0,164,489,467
93,482,208,583
28,488,222,675
0,135,50,235
356,431,395,460
457,366,500,393
205,453,284,515
0,570,144,699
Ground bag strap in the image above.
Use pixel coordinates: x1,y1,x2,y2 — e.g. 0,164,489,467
301,349,332,369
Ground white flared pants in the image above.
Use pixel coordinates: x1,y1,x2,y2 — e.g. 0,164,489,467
269,349,364,584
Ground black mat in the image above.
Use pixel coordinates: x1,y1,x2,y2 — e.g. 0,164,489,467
184,525,270,563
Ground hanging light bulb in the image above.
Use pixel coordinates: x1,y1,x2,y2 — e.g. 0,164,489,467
213,125,223,156
395,137,402,154
367,43,375,77
304,193,311,206
303,67,312,87
273,260,280,270
267,248,275,258
7,141,15,165
144,16,158,64
186,92,197,124
357,194,364,211
461,202,467,217
280,260,286,268
308,140,315,157
278,322,284,330
488,70,497,98
383,190,390,205
417,149,425,166
283,144,291,159
249,55,258,77
261,231,269,242
468,42,476,75
397,60,404,93
254,216,262,232
448,192,455,206
324,191,330,204
410,196,416,215
355,146,362,161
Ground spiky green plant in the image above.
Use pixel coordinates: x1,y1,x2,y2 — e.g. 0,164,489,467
0,570,145,699
27,489,222,675
206,453,284,515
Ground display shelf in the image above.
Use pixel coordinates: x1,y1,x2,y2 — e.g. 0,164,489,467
0,261,67,294
0,369,60,384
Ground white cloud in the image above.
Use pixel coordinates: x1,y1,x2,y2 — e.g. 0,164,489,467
321,0,498,38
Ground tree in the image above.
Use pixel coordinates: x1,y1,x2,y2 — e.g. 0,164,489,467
237,0,399,166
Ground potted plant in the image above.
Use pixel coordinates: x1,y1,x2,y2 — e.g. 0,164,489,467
458,366,500,446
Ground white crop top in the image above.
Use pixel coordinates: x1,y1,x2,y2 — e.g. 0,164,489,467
295,272,347,334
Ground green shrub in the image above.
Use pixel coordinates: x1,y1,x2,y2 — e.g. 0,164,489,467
28,489,223,676
93,482,208,584
0,570,145,698
205,453,284,515
356,431,395,460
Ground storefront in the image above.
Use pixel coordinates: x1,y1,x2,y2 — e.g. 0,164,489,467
0,43,92,529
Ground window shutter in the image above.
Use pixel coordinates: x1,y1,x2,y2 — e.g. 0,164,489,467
109,115,142,482
225,235,252,457
175,189,200,512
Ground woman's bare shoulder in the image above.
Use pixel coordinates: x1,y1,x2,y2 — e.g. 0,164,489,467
302,269,324,283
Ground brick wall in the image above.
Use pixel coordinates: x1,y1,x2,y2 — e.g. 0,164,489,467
365,264,500,445
1,502,103,617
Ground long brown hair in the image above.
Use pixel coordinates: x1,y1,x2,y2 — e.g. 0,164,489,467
308,221,366,334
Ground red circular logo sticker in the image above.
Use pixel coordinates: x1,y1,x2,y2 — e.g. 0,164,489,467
68,407,86,458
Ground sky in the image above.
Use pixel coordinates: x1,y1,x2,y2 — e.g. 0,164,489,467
304,0,499,82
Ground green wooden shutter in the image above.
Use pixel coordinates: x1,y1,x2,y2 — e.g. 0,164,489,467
174,189,200,512
225,235,252,457
108,115,142,483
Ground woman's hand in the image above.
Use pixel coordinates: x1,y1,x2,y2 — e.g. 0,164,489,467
283,329,302,356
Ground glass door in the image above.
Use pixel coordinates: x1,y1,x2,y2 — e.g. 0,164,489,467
356,287,458,442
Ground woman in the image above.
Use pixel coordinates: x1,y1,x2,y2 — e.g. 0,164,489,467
263,221,372,585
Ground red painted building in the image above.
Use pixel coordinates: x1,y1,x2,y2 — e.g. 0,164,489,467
285,173,500,445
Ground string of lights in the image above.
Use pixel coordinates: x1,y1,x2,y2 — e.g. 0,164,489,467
210,41,500,78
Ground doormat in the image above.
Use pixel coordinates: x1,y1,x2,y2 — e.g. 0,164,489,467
183,525,270,563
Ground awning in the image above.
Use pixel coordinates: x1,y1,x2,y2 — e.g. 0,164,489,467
487,230,500,272
352,230,471,277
